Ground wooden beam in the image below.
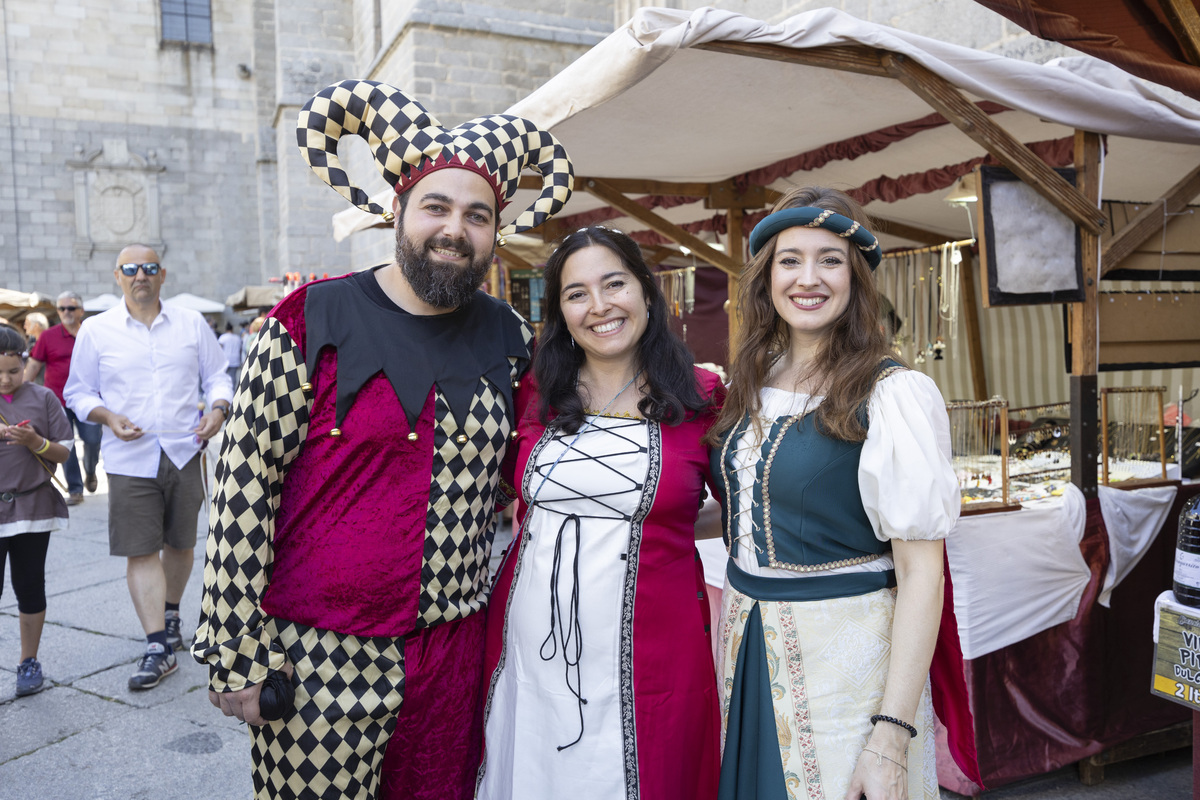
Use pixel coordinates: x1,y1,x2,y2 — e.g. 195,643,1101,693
516,174,712,197
695,41,889,78
645,246,675,267
582,178,743,277
706,182,767,210
1101,161,1200,276
957,247,988,401
1158,0,1200,66
873,216,959,247
881,53,1106,236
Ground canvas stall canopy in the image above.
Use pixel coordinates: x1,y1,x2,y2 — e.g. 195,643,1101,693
225,285,284,313
494,6,1200,410
83,293,121,312
164,292,226,314
0,288,55,325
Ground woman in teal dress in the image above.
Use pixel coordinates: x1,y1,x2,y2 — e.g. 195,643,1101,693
707,187,960,800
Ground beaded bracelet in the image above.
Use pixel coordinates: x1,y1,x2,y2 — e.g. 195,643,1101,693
870,714,917,738
33,437,51,455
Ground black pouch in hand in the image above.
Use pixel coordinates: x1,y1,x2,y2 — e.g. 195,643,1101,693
258,670,295,721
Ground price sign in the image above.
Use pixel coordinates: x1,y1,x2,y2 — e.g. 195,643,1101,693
1151,602,1200,710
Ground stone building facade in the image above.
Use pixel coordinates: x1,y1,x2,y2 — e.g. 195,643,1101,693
1,0,1062,303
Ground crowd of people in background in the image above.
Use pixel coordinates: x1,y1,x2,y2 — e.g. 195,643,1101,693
1,279,263,698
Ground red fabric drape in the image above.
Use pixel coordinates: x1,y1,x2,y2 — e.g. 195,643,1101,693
930,552,986,788
974,0,1200,100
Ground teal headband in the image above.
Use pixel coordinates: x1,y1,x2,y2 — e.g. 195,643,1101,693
748,207,881,270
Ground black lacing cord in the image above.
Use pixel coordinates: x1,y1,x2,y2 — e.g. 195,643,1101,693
539,513,587,750
519,401,644,752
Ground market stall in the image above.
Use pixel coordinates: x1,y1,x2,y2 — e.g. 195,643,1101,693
486,6,1200,792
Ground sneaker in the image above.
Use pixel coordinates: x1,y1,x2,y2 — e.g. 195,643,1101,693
85,473,98,493
128,643,177,690
66,493,84,506
164,612,184,652
16,657,44,696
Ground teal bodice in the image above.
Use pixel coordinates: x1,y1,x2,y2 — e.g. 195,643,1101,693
712,407,888,572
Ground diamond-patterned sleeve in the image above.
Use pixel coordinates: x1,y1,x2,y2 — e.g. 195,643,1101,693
496,311,536,509
193,317,311,692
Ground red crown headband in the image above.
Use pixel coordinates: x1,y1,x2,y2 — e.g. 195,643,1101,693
297,79,575,237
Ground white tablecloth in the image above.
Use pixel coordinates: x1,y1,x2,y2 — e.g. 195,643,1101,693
1098,484,1179,607
947,485,1091,659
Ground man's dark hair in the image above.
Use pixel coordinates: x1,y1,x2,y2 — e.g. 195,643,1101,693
225,323,234,332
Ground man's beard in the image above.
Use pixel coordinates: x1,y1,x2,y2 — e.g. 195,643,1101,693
396,227,493,309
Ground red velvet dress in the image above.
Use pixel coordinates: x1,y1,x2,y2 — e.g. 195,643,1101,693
479,369,723,800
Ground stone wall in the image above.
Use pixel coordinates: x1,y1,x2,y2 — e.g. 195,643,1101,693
0,0,262,304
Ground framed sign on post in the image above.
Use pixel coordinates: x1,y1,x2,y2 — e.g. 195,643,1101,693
977,165,1084,307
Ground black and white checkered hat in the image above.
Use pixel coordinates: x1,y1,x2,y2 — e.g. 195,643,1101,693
297,79,574,236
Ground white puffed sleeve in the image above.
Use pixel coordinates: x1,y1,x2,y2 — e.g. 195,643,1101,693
859,369,960,542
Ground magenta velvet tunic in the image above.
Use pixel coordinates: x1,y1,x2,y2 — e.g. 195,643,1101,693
482,369,723,800
197,269,533,696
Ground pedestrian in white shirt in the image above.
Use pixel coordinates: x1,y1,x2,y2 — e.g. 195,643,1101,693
217,323,243,388
64,244,233,691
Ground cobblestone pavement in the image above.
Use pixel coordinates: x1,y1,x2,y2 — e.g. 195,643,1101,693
1,449,1190,799
0,449,252,800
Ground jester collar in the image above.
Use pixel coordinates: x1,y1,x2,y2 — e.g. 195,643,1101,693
303,269,529,430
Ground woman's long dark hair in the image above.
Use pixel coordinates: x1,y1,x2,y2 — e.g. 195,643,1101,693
535,226,711,433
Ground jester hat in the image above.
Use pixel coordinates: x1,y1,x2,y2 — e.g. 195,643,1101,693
297,79,574,237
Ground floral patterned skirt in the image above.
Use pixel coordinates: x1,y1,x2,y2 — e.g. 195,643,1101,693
716,579,938,800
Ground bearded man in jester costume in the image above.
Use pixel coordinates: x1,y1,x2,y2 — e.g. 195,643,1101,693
192,79,574,800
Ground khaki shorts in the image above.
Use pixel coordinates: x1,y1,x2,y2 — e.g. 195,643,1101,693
107,451,205,557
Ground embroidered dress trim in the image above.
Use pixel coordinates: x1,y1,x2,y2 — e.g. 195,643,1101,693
778,602,825,799
618,420,660,800
583,409,643,419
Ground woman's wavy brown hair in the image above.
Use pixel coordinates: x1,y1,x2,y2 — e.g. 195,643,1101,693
706,186,899,445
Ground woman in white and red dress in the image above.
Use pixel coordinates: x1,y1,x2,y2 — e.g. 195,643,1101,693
478,226,722,800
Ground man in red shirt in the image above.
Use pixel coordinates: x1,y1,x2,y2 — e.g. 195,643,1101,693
25,291,102,505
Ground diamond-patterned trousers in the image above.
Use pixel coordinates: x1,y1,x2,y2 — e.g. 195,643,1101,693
248,613,484,800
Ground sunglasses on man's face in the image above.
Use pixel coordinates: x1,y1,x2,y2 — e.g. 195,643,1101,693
57,306,80,312
118,262,161,277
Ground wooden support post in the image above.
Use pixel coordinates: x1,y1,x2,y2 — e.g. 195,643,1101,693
583,178,743,276
727,207,745,364
958,248,988,401
1070,130,1102,497
488,260,501,301
873,216,958,247
882,53,1106,236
